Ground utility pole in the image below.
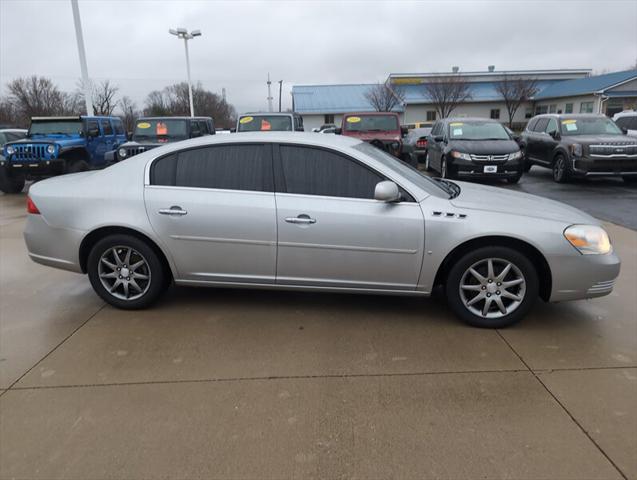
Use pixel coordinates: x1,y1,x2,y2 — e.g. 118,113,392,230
169,28,202,117
267,73,273,112
222,87,227,103
70,0,93,115
278,80,283,112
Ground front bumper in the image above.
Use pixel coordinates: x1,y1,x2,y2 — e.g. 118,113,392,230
1,158,65,176
451,157,522,179
549,250,621,302
572,156,637,177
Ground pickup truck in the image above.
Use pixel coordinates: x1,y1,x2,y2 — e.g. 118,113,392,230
338,112,407,159
1,116,126,193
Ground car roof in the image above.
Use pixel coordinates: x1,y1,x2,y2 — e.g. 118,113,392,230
30,116,118,121
443,117,500,123
139,116,212,121
532,113,607,120
240,112,299,117
343,112,399,116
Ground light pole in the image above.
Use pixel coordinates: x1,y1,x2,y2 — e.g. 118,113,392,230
70,0,93,115
169,27,201,117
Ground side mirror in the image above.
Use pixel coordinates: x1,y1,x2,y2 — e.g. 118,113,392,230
374,181,401,203
334,128,342,135
434,135,444,143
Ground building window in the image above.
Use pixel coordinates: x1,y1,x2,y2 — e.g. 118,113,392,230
324,114,334,124
490,109,500,120
525,107,533,119
426,111,436,121
535,105,548,115
565,103,573,114
548,104,557,113
580,101,594,113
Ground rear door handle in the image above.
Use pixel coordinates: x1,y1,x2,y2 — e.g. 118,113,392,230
285,214,316,225
159,206,188,216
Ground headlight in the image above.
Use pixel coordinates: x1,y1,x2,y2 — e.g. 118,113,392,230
508,151,522,160
118,147,127,158
564,225,611,255
6,145,15,155
46,145,55,155
451,151,471,161
569,143,583,157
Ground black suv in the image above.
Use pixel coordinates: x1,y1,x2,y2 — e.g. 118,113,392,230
426,117,523,183
106,116,214,162
520,114,637,183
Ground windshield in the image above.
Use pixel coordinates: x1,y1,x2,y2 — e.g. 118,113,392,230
448,121,510,140
29,121,82,136
560,117,623,136
354,142,452,198
344,115,399,132
238,115,292,132
133,119,188,142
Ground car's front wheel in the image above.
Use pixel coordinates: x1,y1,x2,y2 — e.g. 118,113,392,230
552,154,570,183
445,246,539,328
87,234,167,309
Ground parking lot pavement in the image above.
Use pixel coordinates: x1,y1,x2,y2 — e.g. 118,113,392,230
1,190,636,479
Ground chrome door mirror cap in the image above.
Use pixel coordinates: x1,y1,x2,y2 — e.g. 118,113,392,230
374,181,401,202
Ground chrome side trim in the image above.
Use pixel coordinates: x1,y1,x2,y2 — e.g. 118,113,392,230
170,235,276,246
278,241,418,255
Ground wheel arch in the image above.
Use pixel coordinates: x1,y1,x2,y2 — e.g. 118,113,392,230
551,147,569,164
58,147,90,162
433,235,552,301
79,225,174,281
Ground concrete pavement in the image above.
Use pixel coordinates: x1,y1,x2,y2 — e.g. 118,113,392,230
1,191,635,479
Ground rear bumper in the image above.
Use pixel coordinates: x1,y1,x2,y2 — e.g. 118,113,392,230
23,214,84,273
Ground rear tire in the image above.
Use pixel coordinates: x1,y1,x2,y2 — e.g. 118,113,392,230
552,154,570,183
87,234,167,309
0,168,25,194
445,246,539,328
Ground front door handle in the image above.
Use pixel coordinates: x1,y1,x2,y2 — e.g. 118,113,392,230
159,206,188,216
285,214,316,225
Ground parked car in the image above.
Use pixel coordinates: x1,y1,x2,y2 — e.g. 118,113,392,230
1,116,126,194
402,127,432,167
236,112,304,132
106,116,214,162
0,129,27,150
613,110,637,136
338,112,408,159
320,127,337,134
24,133,619,328
313,123,337,133
426,118,524,183
519,114,637,183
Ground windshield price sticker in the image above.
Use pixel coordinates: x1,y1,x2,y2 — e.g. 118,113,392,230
453,128,463,136
565,123,578,131
346,116,361,123
239,116,254,124
137,122,151,129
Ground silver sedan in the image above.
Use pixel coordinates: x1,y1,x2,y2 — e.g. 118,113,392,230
24,133,620,328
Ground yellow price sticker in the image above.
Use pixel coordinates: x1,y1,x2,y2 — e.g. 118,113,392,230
562,119,577,124
346,116,361,123
449,122,464,126
239,116,254,124
137,122,151,129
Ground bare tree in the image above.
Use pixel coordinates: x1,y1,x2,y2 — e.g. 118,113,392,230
364,83,404,112
0,96,19,127
6,76,77,125
92,80,119,116
118,96,139,133
422,75,472,118
495,76,539,128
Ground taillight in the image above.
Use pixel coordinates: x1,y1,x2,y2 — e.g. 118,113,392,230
26,196,40,214
416,138,428,148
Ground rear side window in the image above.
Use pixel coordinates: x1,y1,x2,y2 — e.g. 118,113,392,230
100,119,113,135
279,145,383,199
615,116,637,130
151,144,273,192
112,118,125,135
534,118,549,132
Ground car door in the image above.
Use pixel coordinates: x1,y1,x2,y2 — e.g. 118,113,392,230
526,118,548,163
274,144,425,290
144,143,277,283
540,117,560,160
98,119,115,165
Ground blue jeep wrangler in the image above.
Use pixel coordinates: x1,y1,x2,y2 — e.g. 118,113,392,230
0,115,127,193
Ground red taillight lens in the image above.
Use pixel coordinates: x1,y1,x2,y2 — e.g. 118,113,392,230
416,139,428,148
26,196,40,214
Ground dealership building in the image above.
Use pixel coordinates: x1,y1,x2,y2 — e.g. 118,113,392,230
292,68,637,131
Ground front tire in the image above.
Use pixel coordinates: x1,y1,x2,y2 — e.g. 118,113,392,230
552,154,570,183
87,234,167,309
0,168,25,194
423,152,431,171
66,159,90,174
441,157,453,179
506,172,522,184
445,246,539,328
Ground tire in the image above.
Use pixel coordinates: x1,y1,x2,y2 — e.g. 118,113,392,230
66,160,90,174
445,246,539,328
441,157,454,179
506,172,522,184
423,152,431,171
0,168,25,194
521,147,532,172
87,234,167,309
552,154,570,183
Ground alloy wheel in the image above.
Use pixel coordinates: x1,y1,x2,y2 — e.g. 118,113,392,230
459,258,526,318
98,246,152,301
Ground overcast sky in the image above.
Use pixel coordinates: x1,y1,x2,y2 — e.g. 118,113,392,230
1,0,636,114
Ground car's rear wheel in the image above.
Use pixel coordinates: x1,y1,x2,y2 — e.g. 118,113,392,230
552,154,570,183
445,246,538,328
87,234,167,309
0,168,25,194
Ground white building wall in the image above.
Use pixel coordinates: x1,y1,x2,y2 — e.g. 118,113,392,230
404,101,533,124
535,94,601,114
301,114,344,131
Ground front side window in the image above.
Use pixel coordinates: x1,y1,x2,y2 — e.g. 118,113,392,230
279,145,383,199
580,102,594,113
151,144,273,192
559,117,622,136
133,119,188,142
448,120,509,140
545,118,558,134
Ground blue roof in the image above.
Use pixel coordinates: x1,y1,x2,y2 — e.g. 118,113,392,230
534,70,637,100
292,84,403,114
399,80,561,103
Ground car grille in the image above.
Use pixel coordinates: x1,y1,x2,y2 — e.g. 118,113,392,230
589,143,637,156
10,143,52,161
470,153,510,163
124,146,149,157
